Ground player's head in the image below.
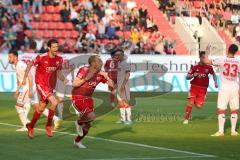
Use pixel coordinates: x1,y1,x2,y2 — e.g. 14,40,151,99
8,50,18,64
111,48,124,61
88,55,103,71
47,39,59,56
228,44,238,56
199,51,206,64
29,40,37,51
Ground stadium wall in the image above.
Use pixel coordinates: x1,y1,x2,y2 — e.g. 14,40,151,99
0,54,220,92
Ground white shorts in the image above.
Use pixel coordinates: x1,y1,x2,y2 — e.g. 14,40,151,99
17,88,39,106
217,89,239,110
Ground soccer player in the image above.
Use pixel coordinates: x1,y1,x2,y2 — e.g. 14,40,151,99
104,52,119,107
183,51,218,124
205,44,240,136
22,39,68,139
9,50,60,131
72,55,114,148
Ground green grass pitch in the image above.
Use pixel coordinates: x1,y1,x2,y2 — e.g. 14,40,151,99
0,92,239,160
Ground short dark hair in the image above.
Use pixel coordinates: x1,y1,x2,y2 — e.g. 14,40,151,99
110,48,124,57
29,40,37,50
228,44,238,55
8,50,18,57
88,55,99,65
199,51,206,58
47,38,58,48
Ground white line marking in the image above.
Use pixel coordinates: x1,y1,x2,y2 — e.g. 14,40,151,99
0,122,216,159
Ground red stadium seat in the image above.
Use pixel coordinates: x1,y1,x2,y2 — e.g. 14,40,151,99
52,14,61,21
54,6,61,13
57,22,65,30
68,39,76,46
30,22,39,29
58,38,65,45
61,30,70,38
41,14,52,21
48,22,56,30
65,22,74,30
46,6,55,13
38,22,48,29
35,30,43,37
70,30,79,38
52,30,61,38
42,31,52,38
24,30,33,37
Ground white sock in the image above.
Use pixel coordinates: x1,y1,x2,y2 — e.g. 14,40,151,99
16,106,29,126
57,103,64,119
43,109,59,121
231,114,238,133
218,114,225,134
24,102,31,118
120,108,126,122
126,107,132,122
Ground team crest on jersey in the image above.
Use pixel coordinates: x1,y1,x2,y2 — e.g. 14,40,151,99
205,69,209,73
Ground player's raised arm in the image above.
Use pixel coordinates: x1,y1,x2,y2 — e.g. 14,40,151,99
186,65,198,80
57,70,68,84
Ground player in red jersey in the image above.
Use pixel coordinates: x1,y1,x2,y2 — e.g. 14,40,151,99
72,55,114,148
183,51,218,124
21,39,68,138
104,52,119,107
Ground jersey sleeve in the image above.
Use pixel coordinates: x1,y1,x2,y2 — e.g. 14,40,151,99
104,60,109,72
209,66,215,75
76,67,86,79
33,55,40,66
188,65,196,75
18,61,27,73
212,58,224,66
57,57,63,70
99,74,108,84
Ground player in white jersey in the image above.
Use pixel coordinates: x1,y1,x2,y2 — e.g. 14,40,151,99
205,44,240,136
111,49,132,124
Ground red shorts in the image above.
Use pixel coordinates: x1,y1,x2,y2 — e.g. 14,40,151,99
188,85,207,107
72,96,94,115
36,84,53,103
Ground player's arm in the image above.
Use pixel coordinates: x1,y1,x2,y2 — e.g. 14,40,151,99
57,70,68,84
120,71,130,89
72,68,96,87
28,72,34,98
212,72,218,88
22,62,33,85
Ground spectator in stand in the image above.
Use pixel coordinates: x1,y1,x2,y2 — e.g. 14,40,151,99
81,0,93,10
166,0,176,24
87,20,97,35
32,0,43,16
22,0,30,13
128,14,138,29
146,16,158,32
222,6,232,28
130,27,139,44
106,21,116,39
23,10,31,29
126,0,137,11
139,4,148,29
4,27,17,49
86,30,96,41
60,0,70,22
96,5,105,20
97,19,106,39
235,25,240,43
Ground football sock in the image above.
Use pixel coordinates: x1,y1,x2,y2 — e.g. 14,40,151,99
16,105,29,126
29,110,41,128
24,102,31,118
75,122,91,142
231,111,238,133
46,109,55,127
218,113,225,134
120,108,126,122
126,107,132,122
185,105,192,120
57,103,64,119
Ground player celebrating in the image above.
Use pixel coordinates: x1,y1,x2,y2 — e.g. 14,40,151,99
205,44,240,136
183,51,218,124
22,39,68,139
72,55,114,148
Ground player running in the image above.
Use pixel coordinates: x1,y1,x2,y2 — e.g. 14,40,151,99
72,55,114,148
205,44,240,136
8,50,61,131
183,51,218,124
22,39,68,139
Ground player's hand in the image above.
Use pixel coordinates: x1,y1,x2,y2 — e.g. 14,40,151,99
21,78,26,86
64,78,69,85
28,90,33,98
193,72,198,77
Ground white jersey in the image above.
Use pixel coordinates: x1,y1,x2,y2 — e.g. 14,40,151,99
212,57,240,90
16,61,29,90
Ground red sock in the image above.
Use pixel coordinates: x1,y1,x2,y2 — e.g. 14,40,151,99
46,109,55,127
75,123,90,142
185,106,192,120
29,110,41,128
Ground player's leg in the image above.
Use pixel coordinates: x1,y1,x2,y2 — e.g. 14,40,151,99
24,102,31,118
229,91,239,136
15,90,30,131
124,83,132,124
56,94,64,120
45,95,58,137
110,88,117,107
194,87,207,109
183,86,196,124
42,108,61,130
211,90,228,136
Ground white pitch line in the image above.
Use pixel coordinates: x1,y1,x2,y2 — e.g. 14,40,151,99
0,122,216,159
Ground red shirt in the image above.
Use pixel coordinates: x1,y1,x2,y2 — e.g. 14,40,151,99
33,53,63,89
72,66,108,97
104,58,119,82
188,63,215,88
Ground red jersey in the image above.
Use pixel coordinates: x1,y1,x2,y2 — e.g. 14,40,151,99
72,66,108,97
188,63,215,88
104,58,119,82
33,53,63,89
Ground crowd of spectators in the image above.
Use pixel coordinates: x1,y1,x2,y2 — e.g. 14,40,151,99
155,0,240,44
0,0,176,54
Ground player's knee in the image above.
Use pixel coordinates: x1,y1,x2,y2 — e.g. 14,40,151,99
15,105,24,114
218,109,225,115
231,110,238,114
195,104,202,109
187,102,194,107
